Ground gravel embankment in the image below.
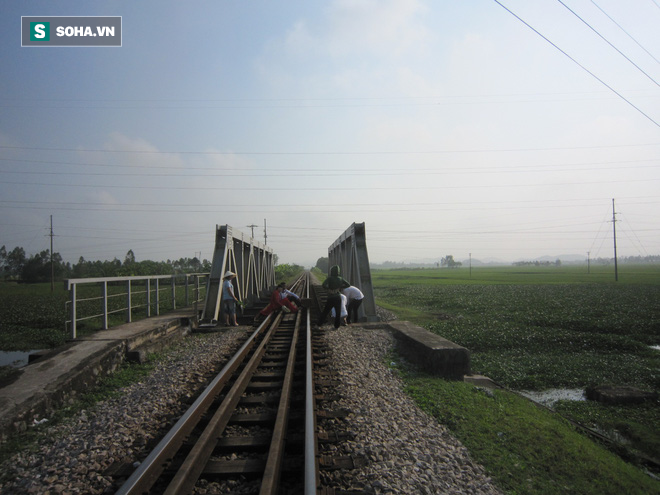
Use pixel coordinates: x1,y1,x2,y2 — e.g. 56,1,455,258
0,327,249,495
0,317,501,494
322,324,501,494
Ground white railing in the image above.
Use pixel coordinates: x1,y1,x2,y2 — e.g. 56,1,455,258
65,273,209,339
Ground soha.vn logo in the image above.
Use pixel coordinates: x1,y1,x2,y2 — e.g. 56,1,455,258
30,22,50,41
31,22,115,39
23,16,121,47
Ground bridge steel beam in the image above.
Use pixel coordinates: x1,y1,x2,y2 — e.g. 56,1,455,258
201,225,275,324
328,222,378,322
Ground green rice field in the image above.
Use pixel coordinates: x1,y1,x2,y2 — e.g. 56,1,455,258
373,264,660,493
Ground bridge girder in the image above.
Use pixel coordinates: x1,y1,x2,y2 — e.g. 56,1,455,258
328,222,378,322
201,225,275,324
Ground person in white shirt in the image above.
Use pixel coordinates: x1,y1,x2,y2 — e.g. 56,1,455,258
331,293,348,326
343,285,364,324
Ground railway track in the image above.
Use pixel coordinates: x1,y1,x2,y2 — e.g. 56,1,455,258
115,272,358,494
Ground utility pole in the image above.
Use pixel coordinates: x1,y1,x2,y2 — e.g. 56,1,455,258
247,224,258,238
587,251,590,274
263,219,268,245
612,198,618,282
469,253,472,278
50,215,54,292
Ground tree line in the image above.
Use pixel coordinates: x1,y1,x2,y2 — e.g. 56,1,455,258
0,246,212,284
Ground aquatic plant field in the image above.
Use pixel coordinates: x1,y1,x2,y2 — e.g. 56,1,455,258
372,264,659,390
373,264,660,491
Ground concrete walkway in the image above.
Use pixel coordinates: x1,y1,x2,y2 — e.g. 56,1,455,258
0,308,197,440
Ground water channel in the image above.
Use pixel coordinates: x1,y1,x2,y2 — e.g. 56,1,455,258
0,350,43,368
520,388,586,407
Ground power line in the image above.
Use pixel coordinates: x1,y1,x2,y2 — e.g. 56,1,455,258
591,0,660,65
1,176,658,192
0,89,644,104
2,196,659,211
2,142,660,155
556,0,659,87
492,0,660,128
2,158,659,178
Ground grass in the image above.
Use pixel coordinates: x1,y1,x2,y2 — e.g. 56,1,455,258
397,360,659,495
0,283,70,351
374,265,660,493
0,281,206,352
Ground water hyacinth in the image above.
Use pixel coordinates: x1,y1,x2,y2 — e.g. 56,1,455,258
377,282,660,391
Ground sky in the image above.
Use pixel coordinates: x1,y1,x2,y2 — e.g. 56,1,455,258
1,0,659,268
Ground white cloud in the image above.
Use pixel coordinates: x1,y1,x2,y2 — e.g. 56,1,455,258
257,0,433,96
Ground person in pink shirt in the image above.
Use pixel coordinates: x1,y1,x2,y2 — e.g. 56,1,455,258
255,282,299,323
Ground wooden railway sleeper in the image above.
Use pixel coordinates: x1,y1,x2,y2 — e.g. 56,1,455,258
161,313,287,495
319,455,368,470
317,408,350,419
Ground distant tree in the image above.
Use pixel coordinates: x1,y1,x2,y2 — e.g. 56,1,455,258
0,245,6,277
4,246,26,279
124,249,136,265
275,263,304,283
440,255,462,268
21,251,47,283
315,257,329,273
72,256,88,278
21,249,67,283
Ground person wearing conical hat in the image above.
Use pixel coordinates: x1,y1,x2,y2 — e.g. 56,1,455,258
222,271,240,327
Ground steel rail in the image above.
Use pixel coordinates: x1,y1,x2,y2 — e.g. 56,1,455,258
115,313,274,495
117,272,312,494
259,302,303,494
305,272,320,494
164,311,286,494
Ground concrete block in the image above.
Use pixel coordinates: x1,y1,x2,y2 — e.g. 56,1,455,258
586,385,658,405
388,321,471,379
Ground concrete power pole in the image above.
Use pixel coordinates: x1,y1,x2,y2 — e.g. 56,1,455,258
612,198,618,282
50,215,54,292
247,224,258,238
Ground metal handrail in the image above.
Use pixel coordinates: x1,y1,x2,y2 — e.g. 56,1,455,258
65,273,209,338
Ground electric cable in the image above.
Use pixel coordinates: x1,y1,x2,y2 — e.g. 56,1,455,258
2,142,660,155
557,0,659,87
591,0,660,65
492,0,660,128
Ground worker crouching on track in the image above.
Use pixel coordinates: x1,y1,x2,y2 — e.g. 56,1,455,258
255,282,299,324
330,293,348,326
343,285,364,324
282,285,303,307
318,265,350,329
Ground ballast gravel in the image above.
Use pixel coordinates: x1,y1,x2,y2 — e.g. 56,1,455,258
0,327,249,495
0,316,501,494
322,324,501,494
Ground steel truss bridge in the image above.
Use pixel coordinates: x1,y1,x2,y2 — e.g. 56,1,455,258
201,222,378,325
